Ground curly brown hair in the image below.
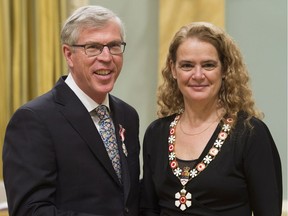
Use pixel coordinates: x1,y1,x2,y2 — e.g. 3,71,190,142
157,22,263,123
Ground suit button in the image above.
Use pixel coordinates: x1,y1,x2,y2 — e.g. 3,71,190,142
124,207,129,213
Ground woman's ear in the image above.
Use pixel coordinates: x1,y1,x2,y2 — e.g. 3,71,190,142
170,60,177,79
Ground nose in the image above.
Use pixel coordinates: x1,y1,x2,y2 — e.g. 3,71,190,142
192,66,205,79
97,46,112,61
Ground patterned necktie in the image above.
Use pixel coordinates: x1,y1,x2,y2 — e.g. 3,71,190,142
95,105,121,181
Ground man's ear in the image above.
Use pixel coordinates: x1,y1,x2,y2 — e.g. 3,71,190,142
62,44,73,67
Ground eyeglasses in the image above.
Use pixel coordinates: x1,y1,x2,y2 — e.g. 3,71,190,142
71,42,126,57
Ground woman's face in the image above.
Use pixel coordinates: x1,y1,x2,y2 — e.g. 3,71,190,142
171,37,223,106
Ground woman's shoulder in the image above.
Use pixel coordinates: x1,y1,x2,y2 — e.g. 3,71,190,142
144,114,177,140
234,111,273,142
236,111,268,129
143,114,178,154
146,114,177,130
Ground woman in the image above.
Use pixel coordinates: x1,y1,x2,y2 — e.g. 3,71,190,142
140,22,282,216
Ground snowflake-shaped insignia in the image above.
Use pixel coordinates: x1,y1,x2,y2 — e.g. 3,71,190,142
169,152,176,161
214,139,224,148
168,135,176,144
203,155,212,164
222,124,231,132
173,167,182,177
170,121,177,127
190,169,198,178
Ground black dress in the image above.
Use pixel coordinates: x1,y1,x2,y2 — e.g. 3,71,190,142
140,112,282,216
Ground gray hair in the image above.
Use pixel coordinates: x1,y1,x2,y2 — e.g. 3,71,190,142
61,5,125,45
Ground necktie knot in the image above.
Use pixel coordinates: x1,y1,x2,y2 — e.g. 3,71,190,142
95,105,110,121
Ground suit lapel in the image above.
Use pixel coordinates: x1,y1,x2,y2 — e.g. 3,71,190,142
53,77,121,185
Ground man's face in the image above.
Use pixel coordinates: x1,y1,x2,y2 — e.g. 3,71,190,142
63,20,124,103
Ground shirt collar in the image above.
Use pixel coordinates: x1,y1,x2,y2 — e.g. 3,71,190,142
65,73,110,112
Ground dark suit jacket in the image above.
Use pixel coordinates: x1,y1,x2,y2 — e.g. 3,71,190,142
3,76,140,216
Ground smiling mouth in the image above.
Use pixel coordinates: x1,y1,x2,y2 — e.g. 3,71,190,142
95,70,111,75
190,85,207,88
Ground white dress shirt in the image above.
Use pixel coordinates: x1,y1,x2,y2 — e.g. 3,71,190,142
65,73,110,130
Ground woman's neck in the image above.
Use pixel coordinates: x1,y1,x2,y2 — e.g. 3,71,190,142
181,102,225,127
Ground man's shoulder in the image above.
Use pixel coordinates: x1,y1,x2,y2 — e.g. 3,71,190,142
109,94,138,114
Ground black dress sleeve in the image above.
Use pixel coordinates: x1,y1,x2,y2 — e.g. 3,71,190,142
242,118,282,216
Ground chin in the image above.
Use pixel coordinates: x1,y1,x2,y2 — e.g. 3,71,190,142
98,85,114,94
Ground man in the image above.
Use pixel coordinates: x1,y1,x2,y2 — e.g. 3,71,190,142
3,5,140,216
